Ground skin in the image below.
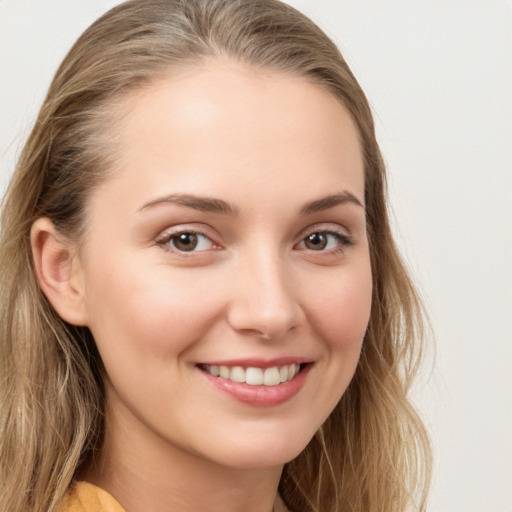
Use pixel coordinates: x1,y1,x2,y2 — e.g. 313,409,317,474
32,60,372,512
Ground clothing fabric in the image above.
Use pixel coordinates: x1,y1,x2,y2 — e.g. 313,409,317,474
58,481,290,512
57,481,125,512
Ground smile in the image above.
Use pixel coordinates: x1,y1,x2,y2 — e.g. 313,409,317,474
200,363,301,386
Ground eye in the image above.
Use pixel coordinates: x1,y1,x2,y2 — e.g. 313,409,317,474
157,231,216,252
297,231,352,252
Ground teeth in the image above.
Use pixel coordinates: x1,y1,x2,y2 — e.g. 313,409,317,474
230,366,245,383
263,367,280,386
205,363,301,386
246,367,263,385
219,366,230,379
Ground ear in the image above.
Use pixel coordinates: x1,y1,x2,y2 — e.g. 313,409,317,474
30,218,89,326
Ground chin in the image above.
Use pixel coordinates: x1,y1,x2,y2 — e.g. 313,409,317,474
203,428,314,470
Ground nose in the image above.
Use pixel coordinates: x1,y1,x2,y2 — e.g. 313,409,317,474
226,248,304,340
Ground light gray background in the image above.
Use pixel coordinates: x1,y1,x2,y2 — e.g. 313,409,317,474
1,1,511,510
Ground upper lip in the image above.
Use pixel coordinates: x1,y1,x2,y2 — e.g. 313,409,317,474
197,357,313,369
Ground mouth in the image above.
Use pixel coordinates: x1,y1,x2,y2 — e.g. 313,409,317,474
196,358,314,406
198,362,307,387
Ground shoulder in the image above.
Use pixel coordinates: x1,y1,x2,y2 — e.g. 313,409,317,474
57,481,126,512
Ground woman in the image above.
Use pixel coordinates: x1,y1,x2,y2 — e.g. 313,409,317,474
0,1,431,511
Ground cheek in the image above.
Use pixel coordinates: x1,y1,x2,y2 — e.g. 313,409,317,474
290,262,372,437
308,263,372,352
82,260,224,359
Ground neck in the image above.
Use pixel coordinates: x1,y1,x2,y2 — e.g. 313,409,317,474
82,390,284,512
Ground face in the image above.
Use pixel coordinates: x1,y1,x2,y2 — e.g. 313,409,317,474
74,61,372,470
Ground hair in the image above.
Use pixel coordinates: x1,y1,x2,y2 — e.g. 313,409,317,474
0,1,431,511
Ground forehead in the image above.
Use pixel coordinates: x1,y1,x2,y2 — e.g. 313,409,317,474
94,60,364,211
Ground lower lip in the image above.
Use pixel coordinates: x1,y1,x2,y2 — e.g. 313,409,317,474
199,364,312,407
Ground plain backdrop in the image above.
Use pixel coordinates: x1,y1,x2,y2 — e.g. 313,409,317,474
1,1,511,511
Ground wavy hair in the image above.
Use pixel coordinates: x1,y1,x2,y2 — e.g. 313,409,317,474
0,1,431,510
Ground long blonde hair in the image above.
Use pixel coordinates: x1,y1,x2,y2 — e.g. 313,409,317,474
0,1,431,511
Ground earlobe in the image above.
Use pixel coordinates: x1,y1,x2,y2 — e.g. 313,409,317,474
30,218,89,326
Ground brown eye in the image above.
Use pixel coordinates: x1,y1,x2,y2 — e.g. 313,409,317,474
171,233,199,251
304,233,328,250
157,230,217,254
297,230,352,252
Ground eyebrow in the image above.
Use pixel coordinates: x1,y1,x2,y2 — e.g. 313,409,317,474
299,191,364,214
139,190,363,216
139,193,239,215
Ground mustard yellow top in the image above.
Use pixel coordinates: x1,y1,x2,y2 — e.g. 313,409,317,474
58,481,125,512
59,481,290,512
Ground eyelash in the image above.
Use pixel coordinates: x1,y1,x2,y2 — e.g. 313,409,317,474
155,228,353,255
296,229,353,254
155,230,219,254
